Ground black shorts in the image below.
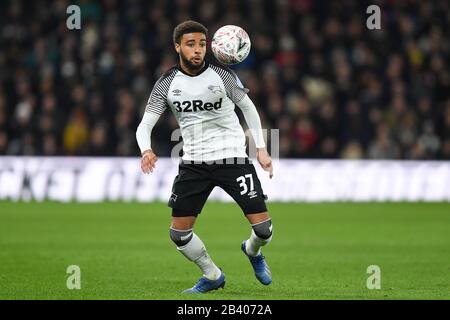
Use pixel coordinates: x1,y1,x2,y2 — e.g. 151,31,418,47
168,157,268,217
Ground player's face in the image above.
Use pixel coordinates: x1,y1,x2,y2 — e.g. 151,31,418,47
176,32,207,71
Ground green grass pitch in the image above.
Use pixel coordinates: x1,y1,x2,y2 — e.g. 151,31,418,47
0,201,449,300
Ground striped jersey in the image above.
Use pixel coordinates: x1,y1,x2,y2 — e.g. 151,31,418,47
145,61,251,161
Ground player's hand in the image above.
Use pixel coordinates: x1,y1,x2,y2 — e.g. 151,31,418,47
141,149,158,174
256,148,273,179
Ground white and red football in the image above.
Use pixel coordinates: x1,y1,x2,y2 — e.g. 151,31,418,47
211,25,251,65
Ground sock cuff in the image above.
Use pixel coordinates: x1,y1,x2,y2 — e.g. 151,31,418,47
170,227,193,232
251,219,273,239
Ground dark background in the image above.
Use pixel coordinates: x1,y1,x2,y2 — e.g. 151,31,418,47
0,0,448,159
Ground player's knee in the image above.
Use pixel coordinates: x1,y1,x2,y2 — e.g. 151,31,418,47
252,219,273,240
170,227,193,247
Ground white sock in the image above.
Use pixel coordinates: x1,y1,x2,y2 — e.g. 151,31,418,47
177,233,222,280
245,229,272,257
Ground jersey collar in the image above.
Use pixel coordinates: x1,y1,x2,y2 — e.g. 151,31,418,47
177,60,209,77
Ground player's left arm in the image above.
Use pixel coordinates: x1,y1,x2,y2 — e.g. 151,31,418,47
215,65,273,178
236,95,273,179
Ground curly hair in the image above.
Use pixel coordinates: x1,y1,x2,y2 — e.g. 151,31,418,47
173,20,208,44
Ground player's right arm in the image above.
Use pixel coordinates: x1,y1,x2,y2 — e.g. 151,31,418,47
136,70,175,173
136,112,159,173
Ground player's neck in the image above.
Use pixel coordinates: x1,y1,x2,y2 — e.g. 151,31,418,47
179,60,205,76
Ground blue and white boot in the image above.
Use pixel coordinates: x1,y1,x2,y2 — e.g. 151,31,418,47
182,270,226,293
241,241,272,285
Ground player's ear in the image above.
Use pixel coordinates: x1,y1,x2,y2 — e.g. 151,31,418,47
175,42,180,54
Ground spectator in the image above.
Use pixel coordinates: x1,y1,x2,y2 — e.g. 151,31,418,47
0,0,448,159
63,108,89,155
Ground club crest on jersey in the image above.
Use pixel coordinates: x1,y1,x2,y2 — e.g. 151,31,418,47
173,98,222,112
208,85,222,94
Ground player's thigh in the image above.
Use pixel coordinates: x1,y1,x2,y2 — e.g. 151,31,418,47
214,160,268,214
169,163,214,216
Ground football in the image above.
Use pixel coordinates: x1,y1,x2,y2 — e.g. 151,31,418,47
211,25,251,65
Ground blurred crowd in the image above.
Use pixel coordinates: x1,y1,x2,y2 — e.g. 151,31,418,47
0,0,449,159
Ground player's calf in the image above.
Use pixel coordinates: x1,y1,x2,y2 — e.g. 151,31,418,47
169,227,223,291
253,219,273,239
242,218,273,285
246,219,273,256
170,227,193,247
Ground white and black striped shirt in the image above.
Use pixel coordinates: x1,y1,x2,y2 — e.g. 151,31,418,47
136,61,265,161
